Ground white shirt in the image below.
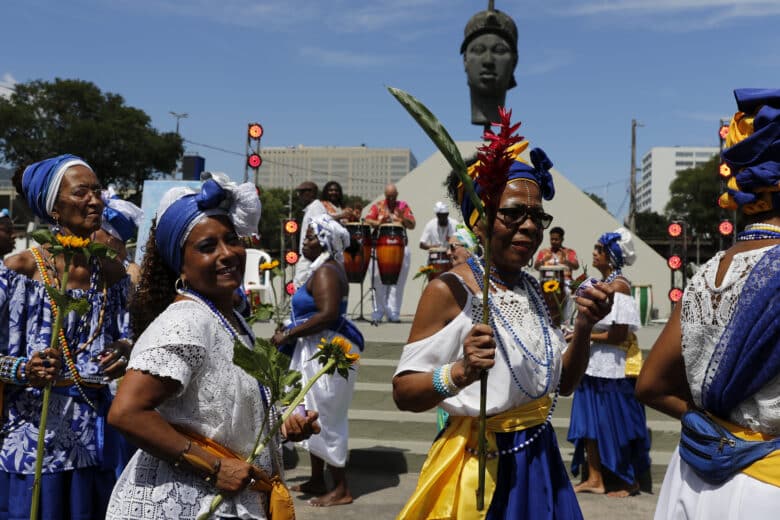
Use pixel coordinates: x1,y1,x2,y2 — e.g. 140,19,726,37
419,217,457,249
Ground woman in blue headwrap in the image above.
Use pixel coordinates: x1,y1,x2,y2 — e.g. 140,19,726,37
105,173,319,519
0,154,132,518
393,120,615,519
637,89,780,519
94,185,144,286
567,227,650,497
271,214,364,507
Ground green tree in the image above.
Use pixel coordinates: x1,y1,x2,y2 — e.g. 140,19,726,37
0,78,183,192
585,191,608,211
665,155,740,237
258,187,291,255
635,210,668,242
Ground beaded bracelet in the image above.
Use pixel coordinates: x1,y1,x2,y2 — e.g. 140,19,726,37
0,356,28,385
12,357,27,385
432,364,461,398
440,363,461,396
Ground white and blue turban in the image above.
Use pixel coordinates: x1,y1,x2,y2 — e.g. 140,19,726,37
21,154,93,222
155,172,262,273
597,227,636,270
101,185,144,242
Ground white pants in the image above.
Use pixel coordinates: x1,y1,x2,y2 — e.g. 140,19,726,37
371,246,410,322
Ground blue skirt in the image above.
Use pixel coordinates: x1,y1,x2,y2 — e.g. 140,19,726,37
567,375,651,485
0,467,116,520
487,424,583,520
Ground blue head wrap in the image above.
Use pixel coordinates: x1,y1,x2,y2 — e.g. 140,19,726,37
155,174,262,274
460,147,555,228
21,154,92,222
102,189,143,242
597,227,636,270
720,89,780,214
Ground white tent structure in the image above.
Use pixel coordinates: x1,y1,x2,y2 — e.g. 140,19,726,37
350,142,670,322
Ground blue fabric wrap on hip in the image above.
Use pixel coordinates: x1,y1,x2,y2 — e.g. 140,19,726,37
282,312,365,357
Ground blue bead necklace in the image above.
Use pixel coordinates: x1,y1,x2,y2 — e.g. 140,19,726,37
177,288,271,408
466,256,555,399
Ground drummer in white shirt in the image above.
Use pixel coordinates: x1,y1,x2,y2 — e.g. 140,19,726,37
419,201,458,251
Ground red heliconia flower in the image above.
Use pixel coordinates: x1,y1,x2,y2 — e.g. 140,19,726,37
474,107,524,212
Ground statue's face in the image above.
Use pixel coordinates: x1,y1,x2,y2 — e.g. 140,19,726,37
463,33,516,97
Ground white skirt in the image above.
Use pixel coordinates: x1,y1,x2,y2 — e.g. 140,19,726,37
289,330,358,467
655,447,780,519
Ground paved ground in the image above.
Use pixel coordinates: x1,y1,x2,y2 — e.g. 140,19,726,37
254,319,670,519
283,464,660,519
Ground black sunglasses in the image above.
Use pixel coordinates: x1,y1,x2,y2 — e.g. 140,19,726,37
496,205,553,229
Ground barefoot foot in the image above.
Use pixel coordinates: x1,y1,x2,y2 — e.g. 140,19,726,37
308,489,354,507
607,482,640,498
291,480,328,496
573,480,605,494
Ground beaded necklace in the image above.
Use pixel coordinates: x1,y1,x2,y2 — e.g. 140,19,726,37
466,255,560,457
466,256,555,398
30,247,101,410
737,224,780,242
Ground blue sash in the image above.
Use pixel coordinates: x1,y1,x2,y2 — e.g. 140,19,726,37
287,311,365,353
701,244,780,417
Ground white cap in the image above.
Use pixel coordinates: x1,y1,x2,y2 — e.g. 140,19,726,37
434,201,448,214
614,227,637,267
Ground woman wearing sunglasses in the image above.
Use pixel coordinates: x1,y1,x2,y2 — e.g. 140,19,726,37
567,228,650,498
393,130,614,519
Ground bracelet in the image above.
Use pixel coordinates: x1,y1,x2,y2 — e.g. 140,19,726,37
173,439,192,468
432,363,460,398
0,356,24,384
440,363,461,396
176,439,221,483
17,359,28,385
203,458,221,484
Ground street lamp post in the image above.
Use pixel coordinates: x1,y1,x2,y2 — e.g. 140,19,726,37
169,111,189,135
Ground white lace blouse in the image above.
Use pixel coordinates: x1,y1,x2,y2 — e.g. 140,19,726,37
584,292,641,379
106,300,278,519
682,246,780,435
394,273,566,416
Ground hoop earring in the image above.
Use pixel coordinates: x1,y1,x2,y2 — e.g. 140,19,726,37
175,277,189,292
51,216,61,235
527,256,533,268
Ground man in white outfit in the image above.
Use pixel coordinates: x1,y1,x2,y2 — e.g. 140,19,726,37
364,183,416,323
293,181,326,288
419,201,457,250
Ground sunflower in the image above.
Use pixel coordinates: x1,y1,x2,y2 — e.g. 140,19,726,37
542,279,560,293
317,335,360,370
259,259,280,271
55,234,90,248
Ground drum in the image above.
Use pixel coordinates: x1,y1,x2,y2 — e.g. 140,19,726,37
343,223,372,284
427,247,451,281
375,224,406,285
631,284,653,325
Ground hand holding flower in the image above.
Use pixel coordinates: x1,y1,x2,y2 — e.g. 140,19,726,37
281,410,320,442
26,348,62,388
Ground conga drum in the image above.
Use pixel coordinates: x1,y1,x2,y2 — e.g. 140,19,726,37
375,224,406,285
427,247,452,281
343,223,372,283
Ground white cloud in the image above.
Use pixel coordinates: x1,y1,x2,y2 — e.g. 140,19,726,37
0,73,17,99
299,47,389,67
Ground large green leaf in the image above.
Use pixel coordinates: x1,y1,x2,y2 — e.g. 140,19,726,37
31,229,55,246
233,338,302,406
387,87,485,220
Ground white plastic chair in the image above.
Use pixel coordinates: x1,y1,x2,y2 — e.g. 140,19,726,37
244,248,272,304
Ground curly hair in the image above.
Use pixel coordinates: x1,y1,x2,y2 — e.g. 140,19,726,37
130,222,179,337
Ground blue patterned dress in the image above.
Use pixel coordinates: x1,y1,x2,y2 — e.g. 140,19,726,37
0,259,130,519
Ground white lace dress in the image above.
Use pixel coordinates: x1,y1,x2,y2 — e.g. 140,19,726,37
655,246,780,519
106,300,279,520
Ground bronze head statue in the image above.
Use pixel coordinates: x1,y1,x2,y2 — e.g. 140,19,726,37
461,2,518,126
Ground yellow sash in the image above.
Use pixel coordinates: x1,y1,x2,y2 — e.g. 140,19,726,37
617,332,643,378
710,416,780,487
397,396,552,520
173,426,295,520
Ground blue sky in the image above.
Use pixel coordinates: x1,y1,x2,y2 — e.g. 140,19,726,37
3,0,780,218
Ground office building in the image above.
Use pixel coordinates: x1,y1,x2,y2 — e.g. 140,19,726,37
255,145,417,200
637,146,718,214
